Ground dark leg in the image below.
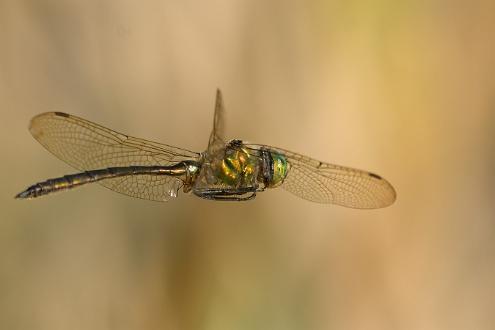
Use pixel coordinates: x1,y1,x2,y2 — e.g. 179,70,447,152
194,187,257,201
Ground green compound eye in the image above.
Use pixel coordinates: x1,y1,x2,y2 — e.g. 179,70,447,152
269,152,288,188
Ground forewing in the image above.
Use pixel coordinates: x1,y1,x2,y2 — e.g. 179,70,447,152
250,145,396,209
28,112,200,201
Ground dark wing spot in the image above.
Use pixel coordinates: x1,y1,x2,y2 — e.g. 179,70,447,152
369,172,382,180
54,112,70,118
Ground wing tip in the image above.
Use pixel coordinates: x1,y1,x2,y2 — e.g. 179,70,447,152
369,176,396,209
215,88,224,106
366,172,397,208
28,112,71,139
28,113,46,139
381,177,397,208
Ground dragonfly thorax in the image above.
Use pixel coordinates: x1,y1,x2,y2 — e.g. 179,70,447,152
217,141,289,190
193,140,290,195
218,142,257,186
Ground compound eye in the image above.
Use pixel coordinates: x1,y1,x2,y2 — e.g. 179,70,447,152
269,153,288,188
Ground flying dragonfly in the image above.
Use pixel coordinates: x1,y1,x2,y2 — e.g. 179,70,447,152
15,90,396,209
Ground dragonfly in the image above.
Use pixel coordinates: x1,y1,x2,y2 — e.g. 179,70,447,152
15,90,396,209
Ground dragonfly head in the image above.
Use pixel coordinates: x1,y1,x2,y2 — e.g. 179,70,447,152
259,148,289,189
267,152,289,188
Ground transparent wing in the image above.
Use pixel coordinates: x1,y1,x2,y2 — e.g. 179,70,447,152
207,89,226,155
98,174,182,202
28,112,200,201
249,145,396,209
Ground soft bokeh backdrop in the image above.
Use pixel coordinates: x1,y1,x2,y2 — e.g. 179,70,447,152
1,1,494,329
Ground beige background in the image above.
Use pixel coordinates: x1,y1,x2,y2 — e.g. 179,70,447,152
1,0,494,329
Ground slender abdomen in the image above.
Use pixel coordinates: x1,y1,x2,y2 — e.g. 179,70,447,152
15,165,188,199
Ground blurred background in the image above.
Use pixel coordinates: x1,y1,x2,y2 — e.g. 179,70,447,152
1,0,494,329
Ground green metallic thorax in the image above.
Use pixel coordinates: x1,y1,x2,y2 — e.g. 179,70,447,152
218,147,257,186
217,147,289,190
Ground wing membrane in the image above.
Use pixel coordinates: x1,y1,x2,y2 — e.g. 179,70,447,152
29,112,200,201
207,89,227,155
101,174,182,202
249,145,396,209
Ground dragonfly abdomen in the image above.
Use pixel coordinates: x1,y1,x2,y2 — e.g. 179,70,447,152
15,168,130,199
15,164,191,199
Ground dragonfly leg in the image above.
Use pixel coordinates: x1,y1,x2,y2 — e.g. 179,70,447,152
193,187,257,201
203,193,256,201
